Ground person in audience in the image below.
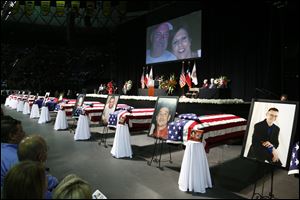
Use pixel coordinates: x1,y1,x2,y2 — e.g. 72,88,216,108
1,116,25,186
2,160,47,199
18,135,59,198
247,107,282,166
280,94,288,101
171,25,199,60
53,174,92,199
150,106,171,140
102,96,117,124
146,22,176,64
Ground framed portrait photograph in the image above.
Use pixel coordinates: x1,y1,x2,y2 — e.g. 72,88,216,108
241,99,299,169
101,95,120,124
148,96,179,140
42,92,50,105
58,92,64,102
44,92,50,99
72,94,86,117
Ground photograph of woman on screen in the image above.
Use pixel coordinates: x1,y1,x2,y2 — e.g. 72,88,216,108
146,22,176,64
171,25,200,60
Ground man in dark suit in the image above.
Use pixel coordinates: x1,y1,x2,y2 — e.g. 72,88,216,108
247,107,282,166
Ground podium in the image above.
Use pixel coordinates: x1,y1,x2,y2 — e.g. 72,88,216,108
138,88,166,96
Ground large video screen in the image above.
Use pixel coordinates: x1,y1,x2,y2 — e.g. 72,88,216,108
146,10,202,65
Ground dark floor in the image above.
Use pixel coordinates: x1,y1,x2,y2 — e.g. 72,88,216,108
2,105,299,199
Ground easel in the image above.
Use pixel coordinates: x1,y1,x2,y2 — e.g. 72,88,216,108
251,163,276,199
147,138,172,170
98,121,109,148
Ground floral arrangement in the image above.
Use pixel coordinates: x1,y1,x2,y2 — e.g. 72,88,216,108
87,94,244,104
160,74,177,95
216,76,230,88
122,80,132,94
208,76,230,88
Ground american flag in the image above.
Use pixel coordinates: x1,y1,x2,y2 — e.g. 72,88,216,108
167,118,199,143
167,114,247,146
179,63,186,88
178,113,199,121
288,141,299,175
108,108,154,131
108,110,128,127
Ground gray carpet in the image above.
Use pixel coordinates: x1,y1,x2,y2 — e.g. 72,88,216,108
2,105,299,199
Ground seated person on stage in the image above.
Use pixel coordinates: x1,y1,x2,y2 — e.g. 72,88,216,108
208,78,216,89
151,106,171,140
201,79,209,88
53,174,92,199
2,160,47,199
1,116,25,187
18,135,59,198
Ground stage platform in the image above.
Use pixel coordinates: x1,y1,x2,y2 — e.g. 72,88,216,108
85,94,251,119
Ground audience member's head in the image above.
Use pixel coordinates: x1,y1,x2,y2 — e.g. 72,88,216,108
280,94,288,101
53,174,92,199
3,160,47,199
18,135,48,163
1,116,25,144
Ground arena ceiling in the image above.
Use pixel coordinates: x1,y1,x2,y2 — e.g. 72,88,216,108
1,1,174,30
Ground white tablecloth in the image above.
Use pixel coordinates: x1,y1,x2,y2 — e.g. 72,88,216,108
30,104,40,119
38,106,51,124
22,102,31,115
74,115,91,140
54,110,68,130
178,141,212,193
16,101,24,112
10,99,18,109
111,124,132,158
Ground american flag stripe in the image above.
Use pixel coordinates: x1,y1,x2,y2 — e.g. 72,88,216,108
187,121,200,141
167,114,247,146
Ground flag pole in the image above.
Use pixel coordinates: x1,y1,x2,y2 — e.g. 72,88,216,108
181,61,185,97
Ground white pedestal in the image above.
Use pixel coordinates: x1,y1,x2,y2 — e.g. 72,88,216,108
38,106,51,124
74,115,91,140
23,102,31,115
16,101,24,112
54,110,68,130
30,104,40,119
178,141,212,193
111,124,132,158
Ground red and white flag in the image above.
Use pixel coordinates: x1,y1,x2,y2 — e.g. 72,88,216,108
140,68,145,89
191,62,198,85
147,66,154,87
185,69,192,88
179,62,186,88
144,68,149,88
